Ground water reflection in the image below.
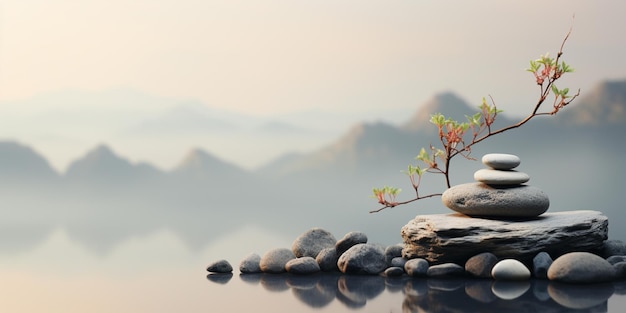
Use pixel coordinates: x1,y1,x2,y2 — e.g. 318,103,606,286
209,273,626,312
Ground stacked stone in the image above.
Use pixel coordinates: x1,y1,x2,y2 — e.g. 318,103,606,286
441,153,550,218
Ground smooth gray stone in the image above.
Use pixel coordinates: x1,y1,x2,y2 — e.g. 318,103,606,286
614,262,626,278
316,247,339,272
384,244,403,265
337,243,386,274
465,252,498,278
533,252,553,279
441,182,549,217
482,153,521,170
491,259,530,280
607,255,626,265
259,248,296,273
291,228,336,258
601,239,626,258
285,257,320,274
382,266,404,277
206,259,233,273
404,258,429,277
473,169,529,185
390,257,406,268
401,210,608,264
427,263,464,277
548,252,616,283
239,253,262,274
336,231,368,256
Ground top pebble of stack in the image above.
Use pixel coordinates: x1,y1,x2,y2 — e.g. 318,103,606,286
482,153,521,170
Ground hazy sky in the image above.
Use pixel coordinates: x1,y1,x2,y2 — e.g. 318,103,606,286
1,1,625,171
2,1,625,116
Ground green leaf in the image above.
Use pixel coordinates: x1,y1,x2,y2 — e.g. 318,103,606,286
551,84,559,95
416,147,429,163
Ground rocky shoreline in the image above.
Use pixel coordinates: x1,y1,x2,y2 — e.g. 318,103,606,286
207,222,626,284
208,154,626,284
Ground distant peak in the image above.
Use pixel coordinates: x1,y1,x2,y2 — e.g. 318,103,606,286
402,92,475,131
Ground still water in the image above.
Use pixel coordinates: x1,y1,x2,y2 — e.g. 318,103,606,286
3,227,626,312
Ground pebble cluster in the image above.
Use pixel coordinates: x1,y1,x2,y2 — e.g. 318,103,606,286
208,153,626,285
207,227,626,284
441,153,550,217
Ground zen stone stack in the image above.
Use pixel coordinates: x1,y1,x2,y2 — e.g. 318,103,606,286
441,153,549,218
402,153,610,265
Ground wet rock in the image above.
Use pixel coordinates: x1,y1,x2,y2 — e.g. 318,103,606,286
601,239,626,258
427,263,464,277
316,247,339,272
402,210,608,264
382,266,404,277
404,258,429,277
465,252,498,278
291,228,336,258
532,252,553,279
206,259,233,273
491,259,530,280
285,256,320,274
548,252,616,283
260,248,296,273
607,255,626,265
335,231,368,256
337,243,386,275
239,253,262,274
384,244,403,264
613,262,626,278
390,257,407,268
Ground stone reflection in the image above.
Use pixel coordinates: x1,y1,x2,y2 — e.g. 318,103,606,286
207,274,626,312
403,279,616,313
205,273,233,284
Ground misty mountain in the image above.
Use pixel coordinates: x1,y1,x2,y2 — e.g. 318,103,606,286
556,79,626,126
2,78,626,253
0,141,58,182
171,148,248,182
64,144,163,184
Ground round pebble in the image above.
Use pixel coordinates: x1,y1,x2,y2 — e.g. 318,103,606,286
491,259,530,280
482,153,521,170
465,252,498,278
404,258,429,277
473,169,530,185
441,182,549,217
206,259,233,273
285,256,320,274
547,252,616,283
427,263,465,277
239,253,262,274
532,252,553,279
259,248,296,273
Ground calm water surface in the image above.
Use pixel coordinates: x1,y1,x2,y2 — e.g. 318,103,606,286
3,227,626,312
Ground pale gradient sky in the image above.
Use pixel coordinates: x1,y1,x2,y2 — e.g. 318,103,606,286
1,1,625,171
2,1,625,115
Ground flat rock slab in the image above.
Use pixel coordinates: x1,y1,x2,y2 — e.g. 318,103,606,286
401,210,608,265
